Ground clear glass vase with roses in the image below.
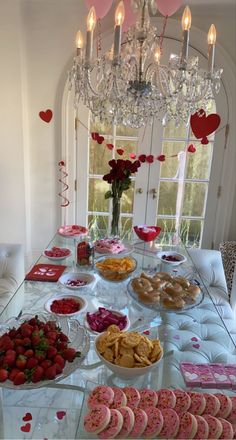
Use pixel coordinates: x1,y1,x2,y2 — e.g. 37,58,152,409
103,159,141,237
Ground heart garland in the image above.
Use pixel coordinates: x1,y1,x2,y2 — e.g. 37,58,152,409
190,109,221,145
39,109,53,123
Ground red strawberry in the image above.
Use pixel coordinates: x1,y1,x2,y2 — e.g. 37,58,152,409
13,371,26,386
40,359,52,370
0,335,14,351
57,341,68,351
47,346,57,359
44,365,57,380
35,351,46,363
55,363,63,374
47,321,57,330
31,333,41,346
14,338,24,347
22,337,31,347
26,357,38,369
0,368,8,382
8,329,17,339
3,349,16,367
20,324,34,338
24,349,34,358
32,366,44,383
58,333,68,343
62,348,78,362
16,346,25,355
53,354,65,369
8,368,20,381
16,355,27,370
47,331,58,342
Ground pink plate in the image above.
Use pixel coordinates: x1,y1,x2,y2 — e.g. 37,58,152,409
57,225,88,237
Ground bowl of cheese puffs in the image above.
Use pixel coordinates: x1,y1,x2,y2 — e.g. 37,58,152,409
95,256,137,282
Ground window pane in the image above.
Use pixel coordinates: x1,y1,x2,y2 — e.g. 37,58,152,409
88,178,110,212
88,215,109,239
182,182,207,217
180,219,202,247
115,140,138,160
90,116,112,136
186,142,212,180
120,217,133,240
89,140,112,175
160,142,186,178
157,182,178,216
163,119,187,139
116,125,138,137
156,217,176,234
121,181,134,214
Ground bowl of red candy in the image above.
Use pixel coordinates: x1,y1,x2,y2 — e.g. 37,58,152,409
45,295,87,317
58,272,95,290
157,251,187,266
43,246,71,260
133,225,161,242
85,307,130,334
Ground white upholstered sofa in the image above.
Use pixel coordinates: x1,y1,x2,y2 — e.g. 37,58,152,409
0,243,24,317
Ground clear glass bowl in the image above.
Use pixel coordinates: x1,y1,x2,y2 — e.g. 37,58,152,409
0,313,90,389
95,255,137,283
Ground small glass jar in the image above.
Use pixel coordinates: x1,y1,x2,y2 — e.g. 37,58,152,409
75,235,94,269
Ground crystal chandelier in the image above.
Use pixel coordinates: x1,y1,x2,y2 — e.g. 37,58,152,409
69,0,222,128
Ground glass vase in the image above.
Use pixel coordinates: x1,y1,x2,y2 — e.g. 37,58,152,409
111,196,121,237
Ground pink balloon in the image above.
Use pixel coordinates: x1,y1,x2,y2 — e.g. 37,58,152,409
123,0,137,32
156,0,183,17
84,0,113,19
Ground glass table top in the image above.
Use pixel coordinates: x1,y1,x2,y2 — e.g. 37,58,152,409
0,233,235,439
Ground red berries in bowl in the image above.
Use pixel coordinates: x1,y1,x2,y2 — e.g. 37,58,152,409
45,295,87,316
44,246,71,260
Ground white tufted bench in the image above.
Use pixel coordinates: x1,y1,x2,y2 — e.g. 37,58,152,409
0,243,24,317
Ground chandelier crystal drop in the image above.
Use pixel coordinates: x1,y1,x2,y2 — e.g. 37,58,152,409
68,0,223,128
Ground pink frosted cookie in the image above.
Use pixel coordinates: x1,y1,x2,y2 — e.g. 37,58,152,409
218,418,234,439
129,407,148,438
98,408,123,439
188,392,206,415
84,404,111,434
116,406,134,439
159,408,180,439
142,407,164,438
215,393,233,419
87,385,114,409
123,387,140,409
194,415,209,439
203,414,223,439
94,238,126,254
227,397,236,424
174,389,191,414
176,412,198,439
202,393,221,416
139,389,158,410
157,388,176,409
110,387,127,409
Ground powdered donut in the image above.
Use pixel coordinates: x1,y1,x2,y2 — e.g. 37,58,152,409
194,415,209,439
98,408,123,439
139,389,158,409
142,407,164,438
110,387,127,409
202,393,221,416
159,408,180,438
202,414,223,439
218,417,234,439
215,393,232,419
176,412,198,439
116,406,134,438
129,407,148,438
87,385,114,409
123,387,140,409
174,389,191,414
84,404,111,434
188,392,206,415
157,389,176,409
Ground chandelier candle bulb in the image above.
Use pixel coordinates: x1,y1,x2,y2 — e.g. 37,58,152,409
208,24,216,75
85,6,96,65
76,30,83,57
113,1,125,62
180,6,192,68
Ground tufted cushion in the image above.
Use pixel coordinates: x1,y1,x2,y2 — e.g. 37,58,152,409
219,241,236,299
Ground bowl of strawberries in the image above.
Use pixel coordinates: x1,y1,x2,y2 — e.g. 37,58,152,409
0,313,90,389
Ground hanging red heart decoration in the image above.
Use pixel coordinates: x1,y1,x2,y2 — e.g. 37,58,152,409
157,154,166,162
129,153,136,159
97,135,104,144
39,109,53,123
146,154,154,163
190,109,221,145
187,144,196,153
138,154,146,163
106,143,114,150
91,132,99,141
117,149,124,155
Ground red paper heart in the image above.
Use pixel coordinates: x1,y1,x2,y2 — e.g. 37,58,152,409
143,330,150,335
146,155,154,163
97,135,104,144
138,154,146,163
56,411,66,420
39,109,53,123
192,343,200,349
23,412,32,422
91,132,99,141
190,109,221,144
106,143,114,150
187,144,196,153
129,153,136,159
191,337,198,342
21,423,31,433
157,154,166,162
117,148,124,155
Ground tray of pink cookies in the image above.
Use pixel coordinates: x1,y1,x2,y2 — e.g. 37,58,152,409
94,237,133,257
77,381,235,439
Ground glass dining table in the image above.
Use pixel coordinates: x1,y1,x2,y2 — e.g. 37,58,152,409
0,232,235,439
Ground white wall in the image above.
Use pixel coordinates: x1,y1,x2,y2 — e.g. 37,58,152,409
0,0,235,268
